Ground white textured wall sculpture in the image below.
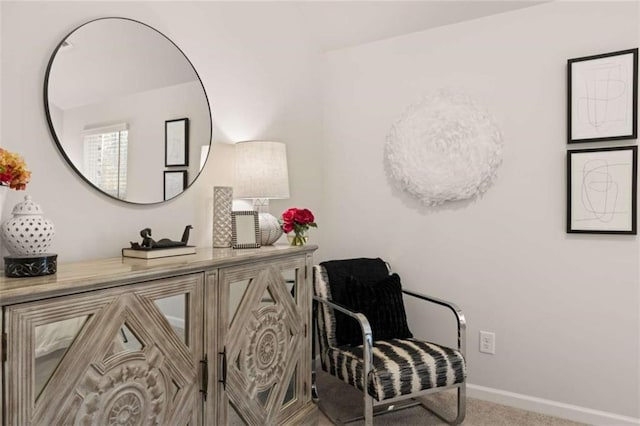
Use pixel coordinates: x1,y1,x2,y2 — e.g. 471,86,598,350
385,90,503,206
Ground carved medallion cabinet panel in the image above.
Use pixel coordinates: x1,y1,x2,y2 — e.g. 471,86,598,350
4,274,204,425
216,256,314,425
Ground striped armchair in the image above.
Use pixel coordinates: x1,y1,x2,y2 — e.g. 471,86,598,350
312,259,466,425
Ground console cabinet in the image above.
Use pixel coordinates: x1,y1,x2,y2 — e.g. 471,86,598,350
0,245,317,425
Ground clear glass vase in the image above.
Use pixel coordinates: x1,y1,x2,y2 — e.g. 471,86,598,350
287,232,308,246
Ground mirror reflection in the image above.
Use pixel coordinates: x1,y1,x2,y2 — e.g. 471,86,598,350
45,17,211,204
153,294,188,345
35,315,90,399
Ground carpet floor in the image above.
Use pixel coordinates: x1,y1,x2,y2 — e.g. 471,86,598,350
314,370,586,426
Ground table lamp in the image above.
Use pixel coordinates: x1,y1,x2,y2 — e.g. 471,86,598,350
234,141,290,245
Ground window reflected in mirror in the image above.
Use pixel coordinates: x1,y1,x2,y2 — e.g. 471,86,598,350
83,124,128,199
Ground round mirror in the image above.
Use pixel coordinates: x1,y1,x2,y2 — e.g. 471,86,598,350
44,17,212,204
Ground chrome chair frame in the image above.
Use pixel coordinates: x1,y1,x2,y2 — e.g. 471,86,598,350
311,283,466,426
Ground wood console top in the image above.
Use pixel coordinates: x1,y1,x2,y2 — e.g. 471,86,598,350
0,245,317,306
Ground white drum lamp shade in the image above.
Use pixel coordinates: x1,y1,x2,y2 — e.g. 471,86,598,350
234,141,290,245
235,141,290,199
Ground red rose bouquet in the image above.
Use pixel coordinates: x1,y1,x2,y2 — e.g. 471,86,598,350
280,207,317,246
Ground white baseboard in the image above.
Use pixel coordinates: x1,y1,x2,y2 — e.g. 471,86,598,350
467,383,640,426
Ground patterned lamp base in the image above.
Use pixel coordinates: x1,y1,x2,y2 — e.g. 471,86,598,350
4,254,57,278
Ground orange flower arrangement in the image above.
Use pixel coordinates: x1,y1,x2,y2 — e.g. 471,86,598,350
0,148,31,190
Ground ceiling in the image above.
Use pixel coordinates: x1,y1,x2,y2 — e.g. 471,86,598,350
293,1,547,52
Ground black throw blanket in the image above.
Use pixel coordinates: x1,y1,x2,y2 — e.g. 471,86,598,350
320,257,389,304
320,258,391,345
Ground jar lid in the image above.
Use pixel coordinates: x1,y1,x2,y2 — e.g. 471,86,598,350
11,195,44,215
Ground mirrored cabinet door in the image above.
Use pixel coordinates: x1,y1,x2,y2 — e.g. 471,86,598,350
216,256,310,425
4,274,204,425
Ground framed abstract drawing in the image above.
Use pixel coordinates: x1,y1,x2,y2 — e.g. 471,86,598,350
165,118,189,166
568,48,638,143
567,145,637,234
164,170,187,200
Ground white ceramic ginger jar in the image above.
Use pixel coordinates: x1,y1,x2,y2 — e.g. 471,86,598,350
1,195,55,255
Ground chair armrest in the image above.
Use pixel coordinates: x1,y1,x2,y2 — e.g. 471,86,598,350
312,295,375,388
312,295,373,344
402,289,466,355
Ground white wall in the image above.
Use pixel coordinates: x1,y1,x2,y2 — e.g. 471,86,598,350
1,1,324,261
323,1,639,421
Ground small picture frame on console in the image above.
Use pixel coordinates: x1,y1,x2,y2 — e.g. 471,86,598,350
231,211,261,249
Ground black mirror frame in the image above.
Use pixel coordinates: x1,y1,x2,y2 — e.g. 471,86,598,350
43,17,212,205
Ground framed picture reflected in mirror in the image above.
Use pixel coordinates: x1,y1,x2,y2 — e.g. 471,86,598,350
165,118,189,166
164,170,187,200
